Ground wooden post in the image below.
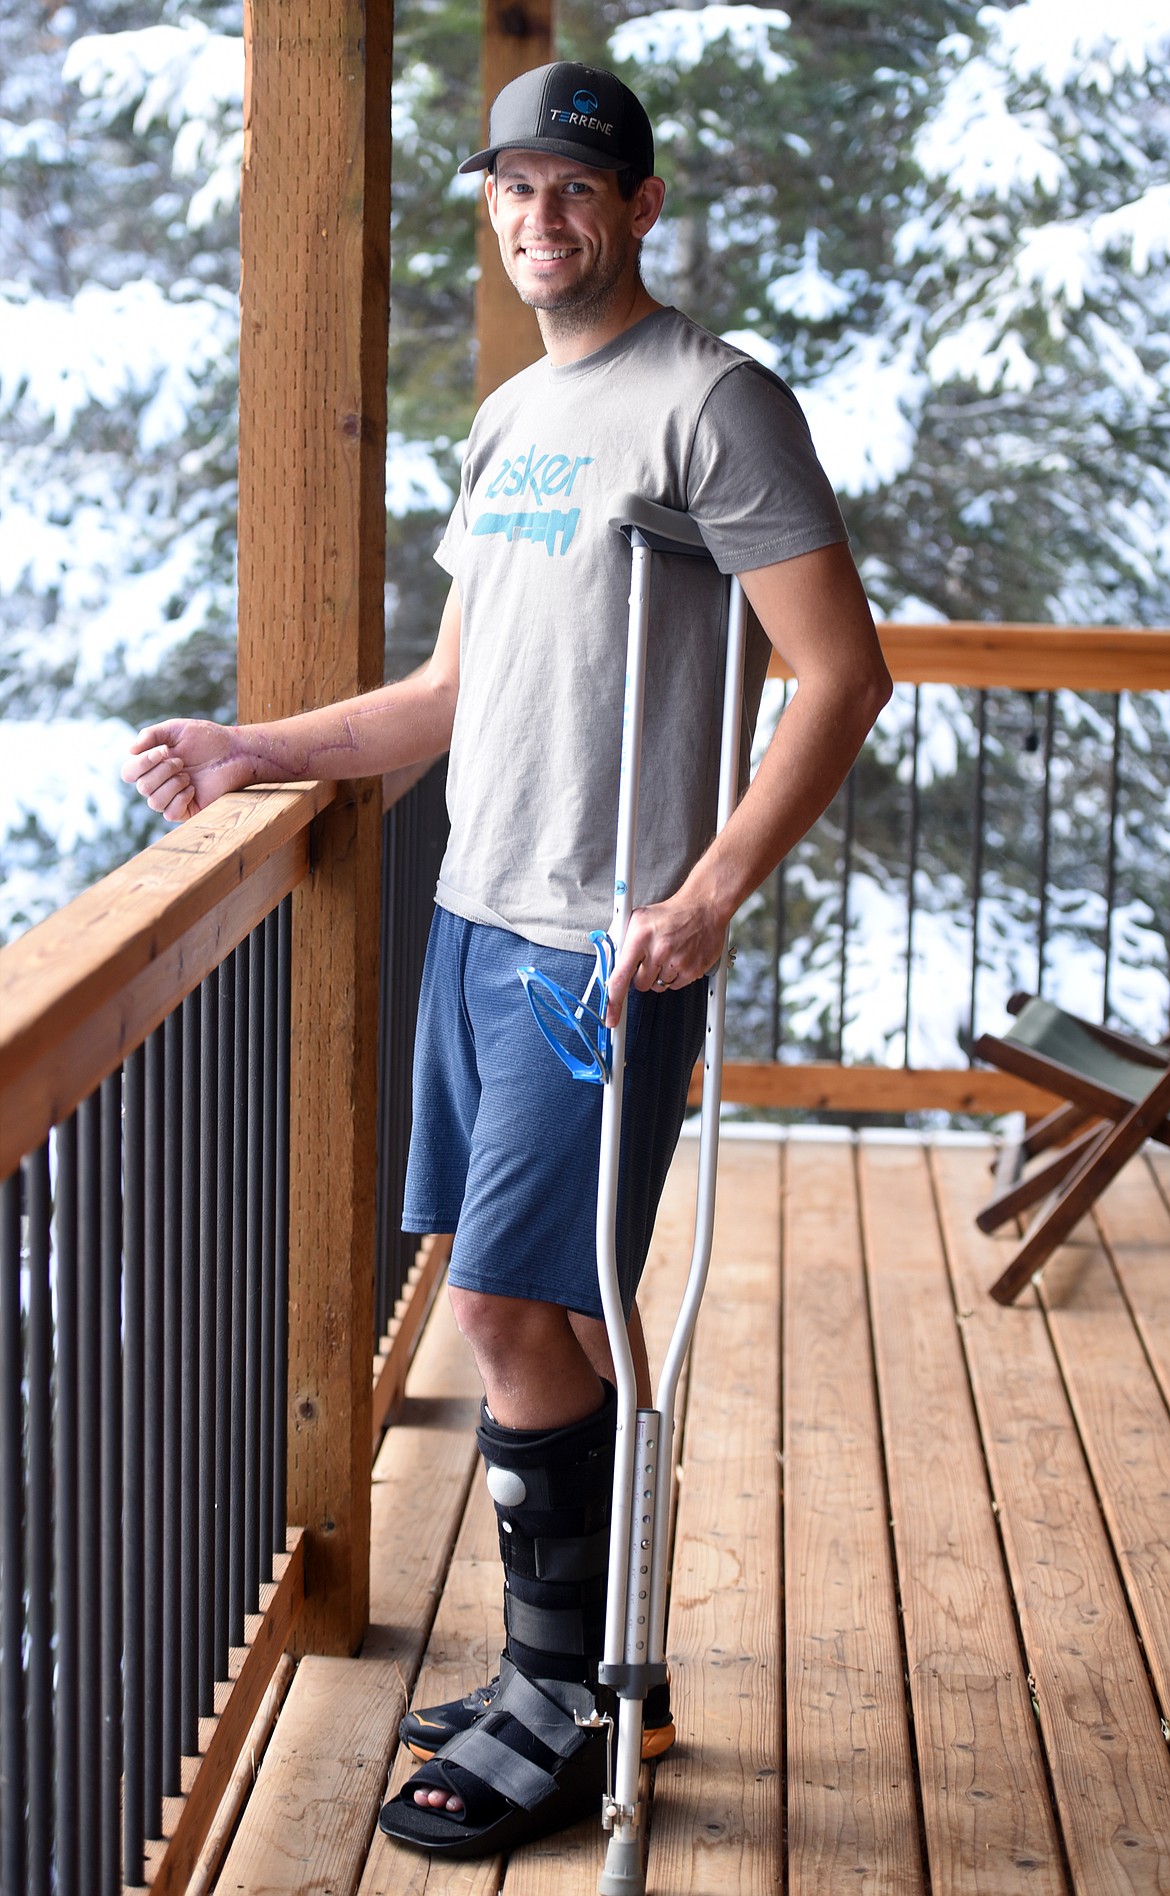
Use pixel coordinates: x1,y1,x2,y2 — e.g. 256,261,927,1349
474,0,554,403
237,0,392,1654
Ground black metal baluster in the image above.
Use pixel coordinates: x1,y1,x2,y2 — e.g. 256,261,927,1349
0,1166,25,1896
199,978,218,1716
274,901,291,1553
143,1030,165,1836
100,1071,123,1896
969,690,988,1058
180,991,200,1759
229,943,249,1647
245,929,264,1612
54,1113,80,1889
26,1144,52,1896
1037,691,1055,997
259,915,277,1584
1103,693,1123,1024
123,1048,146,1886
162,1010,182,1796
78,1090,102,1892
215,959,235,1676
904,686,921,1068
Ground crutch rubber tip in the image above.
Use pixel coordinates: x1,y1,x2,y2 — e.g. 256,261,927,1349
598,1835,645,1896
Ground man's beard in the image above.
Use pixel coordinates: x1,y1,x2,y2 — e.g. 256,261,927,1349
508,246,633,337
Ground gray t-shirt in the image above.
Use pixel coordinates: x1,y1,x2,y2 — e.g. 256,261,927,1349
433,305,847,952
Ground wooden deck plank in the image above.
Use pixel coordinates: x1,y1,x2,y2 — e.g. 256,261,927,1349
783,1140,924,1896
1037,1201,1170,1729
858,1139,1067,1894
643,1140,781,1895
215,1287,482,1895
1092,1157,1170,1412
931,1143,1170,1894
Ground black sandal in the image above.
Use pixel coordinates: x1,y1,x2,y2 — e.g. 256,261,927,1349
379,1658,610,1857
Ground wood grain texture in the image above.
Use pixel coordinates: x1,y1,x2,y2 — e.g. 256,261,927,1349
767,625,1170,689
697,1063,1060,1115
1038,1203,1170,1730
1092,1157,1170,1411
783,1140,924,1896
216,1290,482,1894
932,1143,1170,1893
237,0,393,1652
142,1533,305,1894
185,1652,297,1896
646,1141,782,1895
372,1233,455,1445
858,1140,1066,1893
474,0,552,405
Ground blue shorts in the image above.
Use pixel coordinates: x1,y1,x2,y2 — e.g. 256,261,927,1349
402,907,706,1320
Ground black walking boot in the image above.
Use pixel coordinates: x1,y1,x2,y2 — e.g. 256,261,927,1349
381,1385,631,1856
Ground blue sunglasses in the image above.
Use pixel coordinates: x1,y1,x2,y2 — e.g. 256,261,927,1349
517,931,616,1084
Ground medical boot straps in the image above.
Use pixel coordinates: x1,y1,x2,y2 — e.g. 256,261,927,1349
398,1380,675,1770
483,1383,616,1685
383,1387,620,1856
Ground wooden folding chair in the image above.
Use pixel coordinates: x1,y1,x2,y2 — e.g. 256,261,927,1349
973,992,1170,1304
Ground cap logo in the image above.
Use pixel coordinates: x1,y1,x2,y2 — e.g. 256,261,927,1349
550,101,615,135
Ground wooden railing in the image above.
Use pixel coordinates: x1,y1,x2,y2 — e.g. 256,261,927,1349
0,762,447,1893
715,623,1170,1116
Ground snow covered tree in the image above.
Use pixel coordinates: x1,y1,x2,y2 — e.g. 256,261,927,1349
0,0,455,938
1,0,244,936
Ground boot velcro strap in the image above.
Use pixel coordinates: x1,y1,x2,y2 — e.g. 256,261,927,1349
535,1525,610,1583
441,1725,559,1811
505,1593,587,1655
492,1667,589,1759
501,1525,610,1585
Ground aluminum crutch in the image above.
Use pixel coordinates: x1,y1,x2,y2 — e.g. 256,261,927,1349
593,495,747,1896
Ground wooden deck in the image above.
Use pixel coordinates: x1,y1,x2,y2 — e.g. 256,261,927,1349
210,1132,1170,1896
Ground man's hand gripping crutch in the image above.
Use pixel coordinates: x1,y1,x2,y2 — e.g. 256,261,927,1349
519,496,747,1896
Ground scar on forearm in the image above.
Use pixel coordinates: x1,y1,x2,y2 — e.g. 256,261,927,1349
243,703,382,781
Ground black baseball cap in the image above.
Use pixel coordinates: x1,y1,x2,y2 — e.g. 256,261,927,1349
458,61,655,177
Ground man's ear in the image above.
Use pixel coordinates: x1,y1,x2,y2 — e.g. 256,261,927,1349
631,175,666,241
484,172,499,231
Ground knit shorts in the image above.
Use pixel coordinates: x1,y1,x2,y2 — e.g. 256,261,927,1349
402,906,706,1320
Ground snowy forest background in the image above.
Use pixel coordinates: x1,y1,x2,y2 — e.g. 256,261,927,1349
2,0,1168,1071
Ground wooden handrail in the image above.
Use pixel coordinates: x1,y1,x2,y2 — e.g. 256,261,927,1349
0,781,334,1179
769,623,1170,689
0,758,450,1181
695,1062,1061,1116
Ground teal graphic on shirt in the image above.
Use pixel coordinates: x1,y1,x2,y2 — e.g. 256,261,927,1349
471,444,594,558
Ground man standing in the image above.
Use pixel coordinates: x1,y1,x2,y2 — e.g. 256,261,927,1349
124,61,890,1859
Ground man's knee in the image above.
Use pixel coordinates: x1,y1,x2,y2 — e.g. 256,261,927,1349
448,1286,565,1360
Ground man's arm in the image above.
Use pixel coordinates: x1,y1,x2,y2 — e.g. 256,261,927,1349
123,581,463,822
606,541,891,1022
